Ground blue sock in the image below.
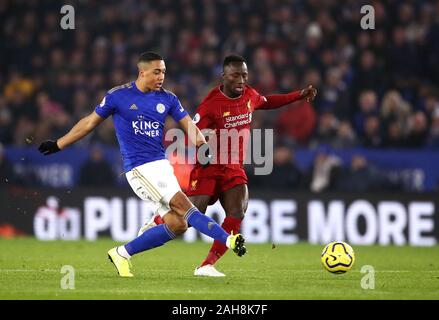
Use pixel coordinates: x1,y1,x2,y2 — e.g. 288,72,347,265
184,207,229,245
124,224,176,256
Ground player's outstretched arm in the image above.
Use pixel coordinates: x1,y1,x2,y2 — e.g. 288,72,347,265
179,115,213,166
179,115,207,147
257,85,317,110
38,111,105,155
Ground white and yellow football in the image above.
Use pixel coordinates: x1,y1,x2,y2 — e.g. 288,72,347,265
321,241,355,274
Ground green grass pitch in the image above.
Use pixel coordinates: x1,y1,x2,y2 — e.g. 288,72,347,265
1,238,438,300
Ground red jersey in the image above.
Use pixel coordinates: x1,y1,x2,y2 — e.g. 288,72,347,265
193,85,267,168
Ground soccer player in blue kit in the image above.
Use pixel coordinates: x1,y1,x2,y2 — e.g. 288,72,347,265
38,52,246,277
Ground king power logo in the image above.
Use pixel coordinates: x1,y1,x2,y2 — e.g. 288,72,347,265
132,116,160,137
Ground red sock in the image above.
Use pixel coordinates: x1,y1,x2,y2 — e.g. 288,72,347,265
154,215,164,225
200,216,242,267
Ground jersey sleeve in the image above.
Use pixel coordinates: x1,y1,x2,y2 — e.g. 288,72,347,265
169,94,189,122
94,92,117,119
257,91,302,110
250,88,268,111
193,103,213,129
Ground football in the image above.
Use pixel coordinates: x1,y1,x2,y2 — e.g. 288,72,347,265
321,241,355,274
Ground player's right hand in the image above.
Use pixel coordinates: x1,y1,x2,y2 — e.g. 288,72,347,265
38,140,61,155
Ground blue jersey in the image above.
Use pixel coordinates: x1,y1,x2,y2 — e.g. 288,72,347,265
94,81,188,171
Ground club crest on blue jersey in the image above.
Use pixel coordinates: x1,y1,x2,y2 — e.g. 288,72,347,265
156,103,165,113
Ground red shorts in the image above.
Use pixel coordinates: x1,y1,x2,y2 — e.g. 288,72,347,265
186,165,248,205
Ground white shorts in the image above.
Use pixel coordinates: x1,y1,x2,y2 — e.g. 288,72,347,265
126,159,181,217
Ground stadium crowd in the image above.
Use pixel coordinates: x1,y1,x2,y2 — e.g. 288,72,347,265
1,0,439,191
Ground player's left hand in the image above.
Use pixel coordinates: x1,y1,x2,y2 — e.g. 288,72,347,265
300,85,317,102
38,140,61,155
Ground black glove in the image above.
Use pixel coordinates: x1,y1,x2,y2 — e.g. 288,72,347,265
38,140,61,155
198,143,213,168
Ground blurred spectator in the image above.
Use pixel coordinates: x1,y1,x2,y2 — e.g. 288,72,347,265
423,92,439,118
381,90,412,148
13,116,37,146
351,50,383,100
336,155,391,192
3,71,35,101
354,90,379,134
383,120,406,148
331,121,358,149
0,0,438,153
91,120,118,146
307,147,342,193
361,115,383,148
33,92,70,142
78,145,116,187
427,108,439,148
9,88,37,121
381,90,411,130
406,111,429,148
251,145,303,190
386,25,421,91
274,100,317,145
0,97,13,144
319,67,350,115
311,111,338,146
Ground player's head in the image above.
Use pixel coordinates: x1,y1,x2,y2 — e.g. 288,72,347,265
137,51,166,91
222,55,248,97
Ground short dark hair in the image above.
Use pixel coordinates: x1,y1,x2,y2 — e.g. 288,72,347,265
223,54,246,69
138,51,164,63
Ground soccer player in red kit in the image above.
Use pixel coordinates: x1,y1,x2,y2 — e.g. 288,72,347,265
141,55,317,277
